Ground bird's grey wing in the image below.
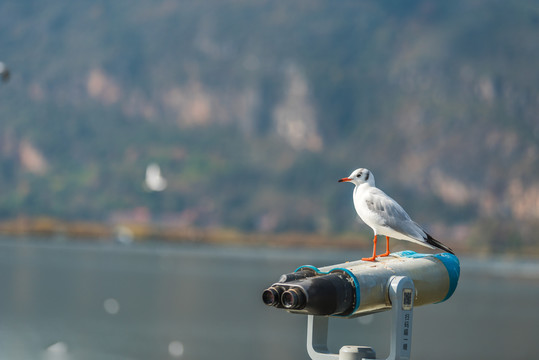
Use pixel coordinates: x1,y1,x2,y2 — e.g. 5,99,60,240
365,189,425,239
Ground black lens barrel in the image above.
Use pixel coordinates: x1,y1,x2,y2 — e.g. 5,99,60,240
282,288,306,309
261,272,355,316
262,286,284,307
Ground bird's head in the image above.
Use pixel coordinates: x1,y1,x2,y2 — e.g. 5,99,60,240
338,168,375,186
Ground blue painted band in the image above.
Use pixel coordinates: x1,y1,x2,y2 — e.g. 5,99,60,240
294,265,361,313
294,264,320,273
393,250,460,302
432,253,460,302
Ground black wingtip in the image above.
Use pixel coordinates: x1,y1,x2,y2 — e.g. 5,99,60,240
425,233,455,255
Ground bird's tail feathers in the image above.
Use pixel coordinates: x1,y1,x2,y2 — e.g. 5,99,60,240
425,233,455,255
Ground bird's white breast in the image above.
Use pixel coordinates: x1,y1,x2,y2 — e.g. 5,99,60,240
352,184,410,239
352,185,384,231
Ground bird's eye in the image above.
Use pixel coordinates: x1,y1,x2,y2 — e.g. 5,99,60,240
357,173,362,178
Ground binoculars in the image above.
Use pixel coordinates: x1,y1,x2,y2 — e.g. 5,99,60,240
262,250,460,318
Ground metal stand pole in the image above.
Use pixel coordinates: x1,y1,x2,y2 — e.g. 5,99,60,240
306,276,415,360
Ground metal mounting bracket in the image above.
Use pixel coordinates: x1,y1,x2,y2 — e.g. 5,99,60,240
306,276,415,360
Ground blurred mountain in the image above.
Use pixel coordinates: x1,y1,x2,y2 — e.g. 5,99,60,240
1,0,538,251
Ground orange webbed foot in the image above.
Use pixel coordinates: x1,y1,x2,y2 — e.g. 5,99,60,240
361,255,378,262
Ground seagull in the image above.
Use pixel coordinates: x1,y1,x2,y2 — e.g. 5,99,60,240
145,163,167,192
0,62,10,83
339,168,454,261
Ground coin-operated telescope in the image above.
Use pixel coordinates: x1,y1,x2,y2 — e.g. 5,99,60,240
262,251,460,360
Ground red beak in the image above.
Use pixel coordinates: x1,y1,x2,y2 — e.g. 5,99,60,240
338,177,351,183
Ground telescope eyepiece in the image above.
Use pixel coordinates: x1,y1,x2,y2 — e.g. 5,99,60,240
262,273,355,315
282,288,306,309
262,287,283,307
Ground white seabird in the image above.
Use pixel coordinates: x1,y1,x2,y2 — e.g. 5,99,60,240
339,167,454,261
145,163,167,192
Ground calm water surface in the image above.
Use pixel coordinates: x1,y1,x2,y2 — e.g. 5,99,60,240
0,236,538,360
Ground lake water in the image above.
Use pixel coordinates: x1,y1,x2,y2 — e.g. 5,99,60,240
0,236,538,360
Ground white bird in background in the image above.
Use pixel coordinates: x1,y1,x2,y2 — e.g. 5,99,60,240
339,168,454,261
0,62,10,83
145,163,167,192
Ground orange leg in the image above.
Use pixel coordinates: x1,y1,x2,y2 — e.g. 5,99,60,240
362,235,378,261
378,236,391,257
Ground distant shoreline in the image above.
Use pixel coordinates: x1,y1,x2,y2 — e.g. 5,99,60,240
0,216,368,250
2,216,537,257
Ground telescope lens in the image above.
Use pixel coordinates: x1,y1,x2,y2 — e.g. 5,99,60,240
282,288,306,309
262,287,280,306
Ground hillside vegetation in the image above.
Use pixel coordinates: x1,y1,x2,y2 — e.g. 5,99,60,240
1,0,539,252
